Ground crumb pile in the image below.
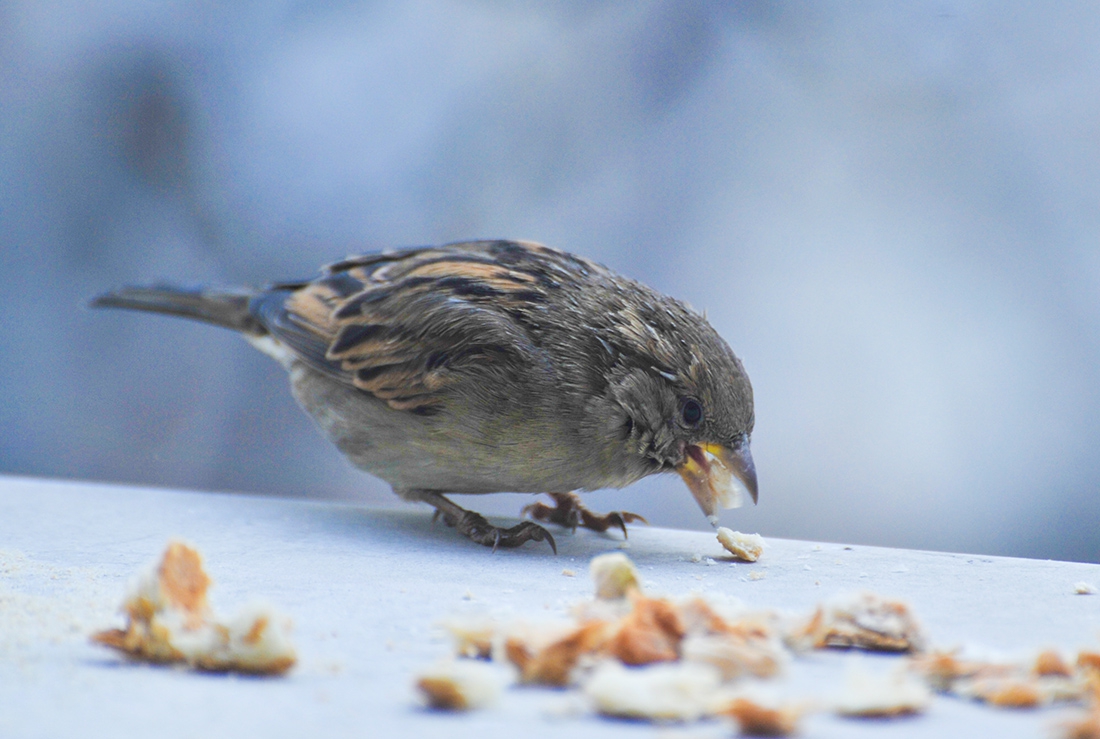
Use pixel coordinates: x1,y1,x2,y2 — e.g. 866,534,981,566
416,550,1100,736
92,541,296,676
418,552,926,734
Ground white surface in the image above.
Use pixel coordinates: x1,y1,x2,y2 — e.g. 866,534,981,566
3,474,1099,738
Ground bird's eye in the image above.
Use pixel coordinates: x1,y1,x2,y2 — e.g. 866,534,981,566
680,398,703,427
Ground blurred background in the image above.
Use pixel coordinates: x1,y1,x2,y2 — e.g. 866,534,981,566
3,2,1099,562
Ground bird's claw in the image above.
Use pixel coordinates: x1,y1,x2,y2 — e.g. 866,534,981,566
448,510,556,554
522,492,647,539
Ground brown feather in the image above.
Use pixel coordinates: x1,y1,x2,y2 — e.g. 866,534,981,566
254,242,572,414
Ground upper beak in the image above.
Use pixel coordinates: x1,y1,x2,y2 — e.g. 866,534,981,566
676,440,758,525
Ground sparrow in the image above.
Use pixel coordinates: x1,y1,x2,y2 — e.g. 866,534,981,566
91,240,757,552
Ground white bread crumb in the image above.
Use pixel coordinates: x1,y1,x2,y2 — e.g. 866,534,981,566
416,659,503,711
716,528,765,562
583,661,723,721
835,659,930,717
792,591,925,652
589,553,641,600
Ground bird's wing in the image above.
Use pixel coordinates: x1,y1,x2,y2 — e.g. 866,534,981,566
250,240,581,415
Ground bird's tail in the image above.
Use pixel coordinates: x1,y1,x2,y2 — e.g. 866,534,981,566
89,284,266,335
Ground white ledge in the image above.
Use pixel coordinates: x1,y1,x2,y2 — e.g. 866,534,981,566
2,474,1098,738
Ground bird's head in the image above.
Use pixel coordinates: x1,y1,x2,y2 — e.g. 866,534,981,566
603,303,757,525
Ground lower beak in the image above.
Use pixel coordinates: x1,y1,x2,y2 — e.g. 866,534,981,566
677,440,758,525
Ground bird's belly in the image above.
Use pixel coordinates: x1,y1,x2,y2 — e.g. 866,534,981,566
287,363,622,495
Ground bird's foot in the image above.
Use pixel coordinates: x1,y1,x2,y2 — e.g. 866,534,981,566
521,492,647,538
432,506,556,553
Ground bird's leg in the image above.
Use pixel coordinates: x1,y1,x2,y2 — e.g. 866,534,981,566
521,492,647,539
410,490,556,553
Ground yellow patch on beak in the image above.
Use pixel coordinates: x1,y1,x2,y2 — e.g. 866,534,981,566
677,441,758,526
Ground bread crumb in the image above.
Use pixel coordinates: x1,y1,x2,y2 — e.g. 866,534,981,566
724,696,802,736
835,660,930,717
589,553,641,600
682,633,784,681
1078,651,1100,675
748,571,766,581
583,661,722,722
507,621,612,686
606,595,685,666
1035,649,1073,677
416,660,502,711
717,528,764,562
441,616,495,659
678,598,785,679
562,569,576,577
909,650,1014,692
91,541,296,675
960,678,1044,708
791,591,925,653
1075,582,1098,595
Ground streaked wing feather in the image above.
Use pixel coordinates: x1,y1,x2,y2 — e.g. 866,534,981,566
250,241,573,415
249,289,336,371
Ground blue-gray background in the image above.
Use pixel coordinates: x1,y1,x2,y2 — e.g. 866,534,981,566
3,2,1099,562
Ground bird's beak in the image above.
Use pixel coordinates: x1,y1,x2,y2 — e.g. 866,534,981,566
677,440,758,526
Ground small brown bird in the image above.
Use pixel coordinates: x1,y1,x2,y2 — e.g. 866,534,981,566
91,240,757,551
